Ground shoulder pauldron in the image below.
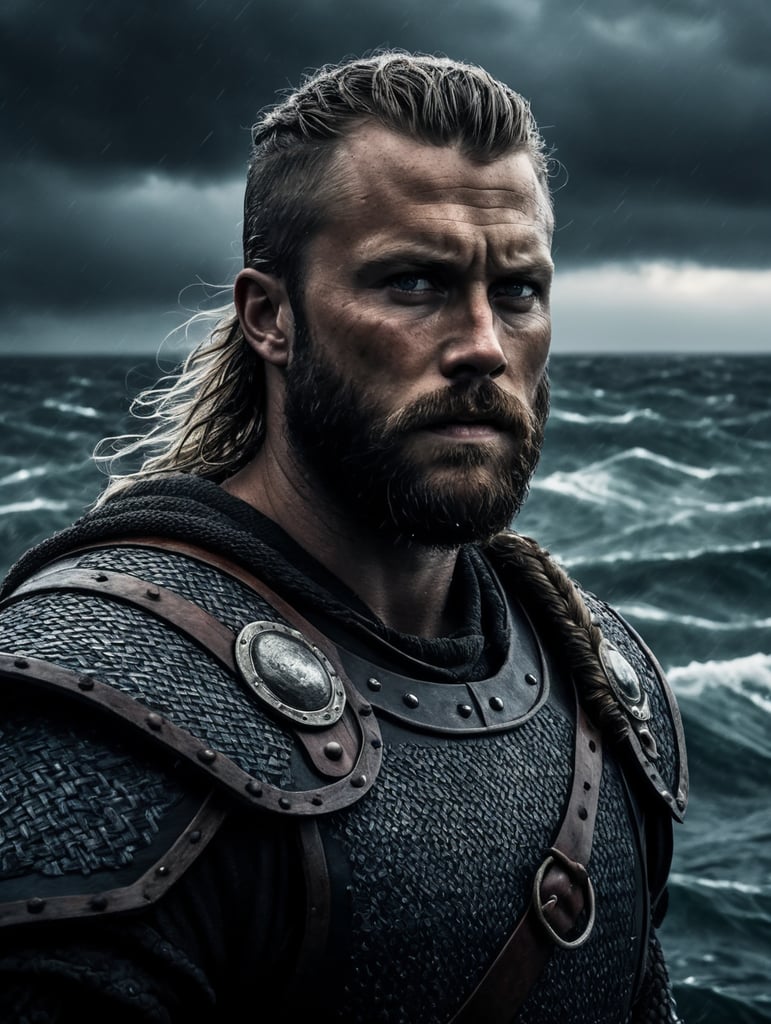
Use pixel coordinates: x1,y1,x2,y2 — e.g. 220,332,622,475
582,591,688,821
0,540,384,928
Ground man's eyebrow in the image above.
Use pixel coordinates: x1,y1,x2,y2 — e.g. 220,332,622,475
355,249,555,277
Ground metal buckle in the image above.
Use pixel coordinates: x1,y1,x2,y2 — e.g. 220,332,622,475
532,847,596,950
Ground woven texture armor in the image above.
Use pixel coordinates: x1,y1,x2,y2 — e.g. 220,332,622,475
0,542,683,1021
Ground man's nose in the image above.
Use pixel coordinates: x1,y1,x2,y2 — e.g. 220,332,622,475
439,295,507,381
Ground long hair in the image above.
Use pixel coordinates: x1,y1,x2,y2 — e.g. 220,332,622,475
95,51,550,503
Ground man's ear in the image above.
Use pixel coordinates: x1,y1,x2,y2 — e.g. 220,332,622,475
234,268,294,367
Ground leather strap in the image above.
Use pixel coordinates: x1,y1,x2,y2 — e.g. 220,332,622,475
3,560,384,815
452,698,603,1022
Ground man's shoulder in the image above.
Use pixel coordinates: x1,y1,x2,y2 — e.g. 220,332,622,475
485,531,688,823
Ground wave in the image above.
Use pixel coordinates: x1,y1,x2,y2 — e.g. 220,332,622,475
0,498,71,516
563,537,771,570
618,603,771,633
667,652,771,703
533,447,742,508
596,446,739,479
533,473,647,511
675,495,771,516
0,466,49,487
550,408,663,426
669,872,768,897
42,399,99,419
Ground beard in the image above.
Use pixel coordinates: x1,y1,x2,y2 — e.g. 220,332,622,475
283,317,549,548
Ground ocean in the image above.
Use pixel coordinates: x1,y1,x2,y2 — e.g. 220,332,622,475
0,353,769,1021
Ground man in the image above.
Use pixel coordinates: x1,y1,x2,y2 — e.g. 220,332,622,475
0,53,686,1021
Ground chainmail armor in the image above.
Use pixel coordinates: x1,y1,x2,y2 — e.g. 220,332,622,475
322,704,641,1023
633,933,684,1023
0,700,187,885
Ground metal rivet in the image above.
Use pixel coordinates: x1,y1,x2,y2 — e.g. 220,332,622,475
367,677,382,691
13,657,29,669
245,781,263,797
583,781,591,791
403,693,419,709
89,896,108,911
578,807,588,821
359,705,373,717
27,898,45,914
189,830,202,844
146,587,160,600
371,737,382,749
489,696,504,712
77,676,94,691
457,704,473,719
324,741,344,761
524,673,538,686
197,748,217,764
146,713,163,731
278,796,291,810
588,739,597,753
155,865,169,877
311,796,323,806
351,774,367,788
93,573,108,583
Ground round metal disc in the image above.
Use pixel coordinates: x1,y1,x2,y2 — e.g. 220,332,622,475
598,637,650,721
235,621,346,727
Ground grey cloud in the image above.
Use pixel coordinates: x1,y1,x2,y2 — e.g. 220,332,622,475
0,163,242,312
1,0,770,332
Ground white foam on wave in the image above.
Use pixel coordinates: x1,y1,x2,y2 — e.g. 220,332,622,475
0,466,48,487
667,653,771,710
533,446,737,510
534,471,646,511
620,602,771,632
42,399,98,419
693,495,771,515
0,498,70,516
564,537,771,570
612,447,736,480
551,408,662,426
669,872,767,897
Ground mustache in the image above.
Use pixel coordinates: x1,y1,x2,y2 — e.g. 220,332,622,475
383,379,537,436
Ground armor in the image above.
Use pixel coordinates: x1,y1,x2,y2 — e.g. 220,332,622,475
0,490,686,1022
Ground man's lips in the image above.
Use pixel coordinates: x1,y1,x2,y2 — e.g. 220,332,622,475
422,419,504,439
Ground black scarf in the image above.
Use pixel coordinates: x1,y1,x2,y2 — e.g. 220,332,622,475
1,475,509,683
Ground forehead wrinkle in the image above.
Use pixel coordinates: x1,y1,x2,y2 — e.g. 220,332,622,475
404,179,543,207
356,226,553,273
370,179,554,236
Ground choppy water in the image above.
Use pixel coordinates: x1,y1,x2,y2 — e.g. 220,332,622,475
0,353,769,1021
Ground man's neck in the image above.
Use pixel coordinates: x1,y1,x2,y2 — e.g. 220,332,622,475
222,450,461,639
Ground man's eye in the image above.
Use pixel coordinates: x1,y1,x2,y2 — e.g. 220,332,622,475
497,281,538,300
390,274,434,293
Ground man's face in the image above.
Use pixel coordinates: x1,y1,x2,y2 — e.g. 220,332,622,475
282,125,554,547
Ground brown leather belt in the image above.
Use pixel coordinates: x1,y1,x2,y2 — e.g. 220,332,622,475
452,699,603,1022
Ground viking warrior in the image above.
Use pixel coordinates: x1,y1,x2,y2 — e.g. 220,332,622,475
0,53,686,1022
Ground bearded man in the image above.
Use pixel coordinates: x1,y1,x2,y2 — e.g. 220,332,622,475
0,53,686,1023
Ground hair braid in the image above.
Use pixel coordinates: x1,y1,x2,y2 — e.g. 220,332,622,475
488,531,630,743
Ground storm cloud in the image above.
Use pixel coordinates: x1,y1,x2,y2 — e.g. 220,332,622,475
1,0,769,349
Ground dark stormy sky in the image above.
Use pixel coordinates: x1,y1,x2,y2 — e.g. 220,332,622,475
2,0,769,354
